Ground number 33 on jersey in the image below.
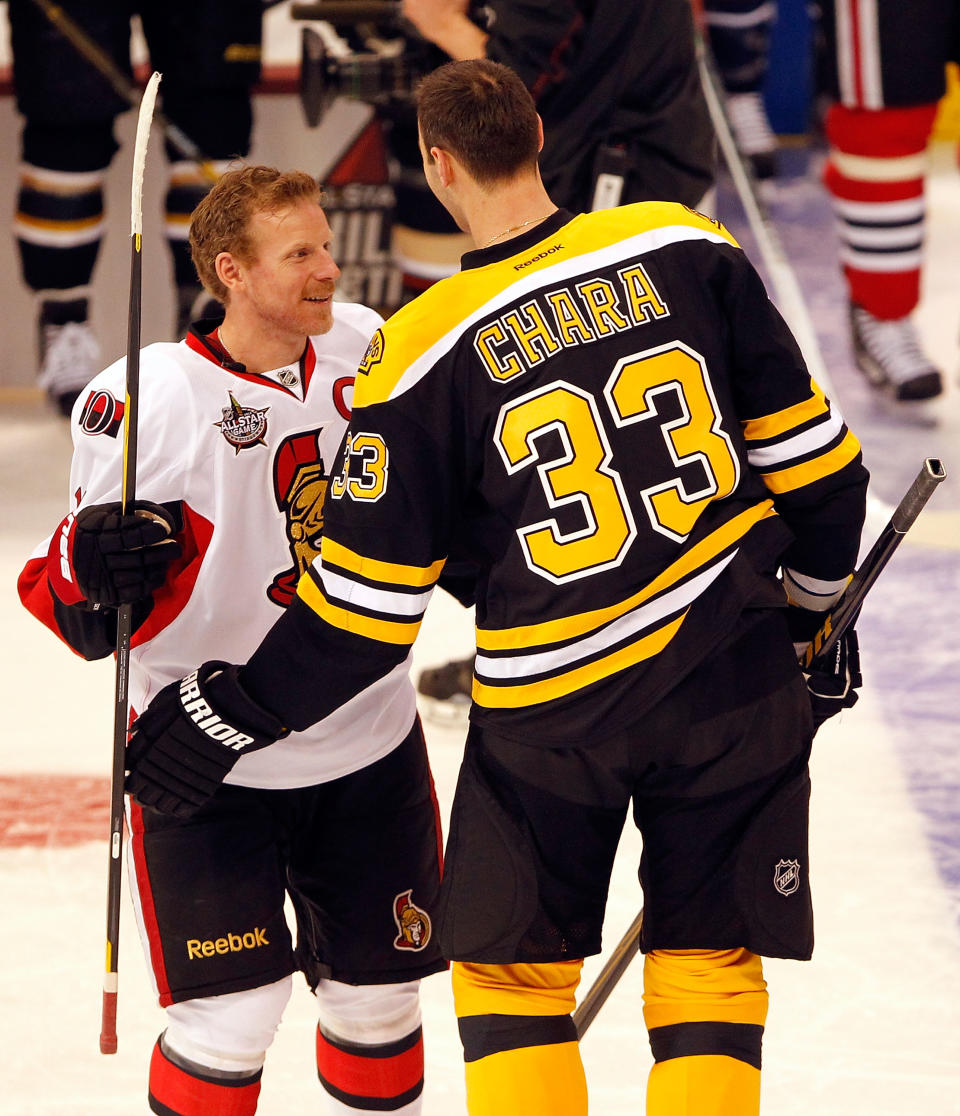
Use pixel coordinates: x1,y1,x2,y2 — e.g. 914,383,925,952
308,202,865,734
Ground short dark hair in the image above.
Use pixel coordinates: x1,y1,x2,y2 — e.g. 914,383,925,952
416,59,540,184
189,165,322,302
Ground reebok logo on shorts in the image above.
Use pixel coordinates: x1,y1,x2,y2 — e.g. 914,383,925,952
186,926,269,960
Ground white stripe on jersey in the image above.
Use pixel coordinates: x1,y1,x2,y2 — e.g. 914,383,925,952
747,410,845,469
475,551,737,681
318,566,434,618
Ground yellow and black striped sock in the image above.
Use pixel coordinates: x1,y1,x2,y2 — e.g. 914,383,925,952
643,948,768,1116
453,961,587,1116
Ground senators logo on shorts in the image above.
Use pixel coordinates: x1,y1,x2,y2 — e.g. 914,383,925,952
358,328,384,376
79,389,124,438
773,858,801,896
267,429,328,606
215,392,269,453
393,890,431,951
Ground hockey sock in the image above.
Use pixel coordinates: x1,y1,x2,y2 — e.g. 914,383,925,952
451,960,587,1116
15,164,106,294
316,1024,425,1113
165,162,231,284
148,1035,262,1116
642,948,768,1116
703,1,775,93
823,104,939,319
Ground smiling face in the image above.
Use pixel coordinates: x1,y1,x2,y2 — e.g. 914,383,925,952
226,200,341,341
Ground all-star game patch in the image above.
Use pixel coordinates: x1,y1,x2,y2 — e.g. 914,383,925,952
215,392,269,452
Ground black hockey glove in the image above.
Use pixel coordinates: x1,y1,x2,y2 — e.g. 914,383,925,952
49,500,181,607
125,661,287,818
787,604,862,732
803,628,862,732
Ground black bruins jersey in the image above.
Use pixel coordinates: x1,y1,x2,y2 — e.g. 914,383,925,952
246,204,868,742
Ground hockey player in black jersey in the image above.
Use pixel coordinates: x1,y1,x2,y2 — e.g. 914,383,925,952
125,62,868,1116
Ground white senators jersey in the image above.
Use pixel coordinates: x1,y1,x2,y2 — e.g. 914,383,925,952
19,302,417,788
240,204,869,744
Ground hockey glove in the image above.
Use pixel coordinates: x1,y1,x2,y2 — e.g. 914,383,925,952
125,661,287,818
48,500,181,607
803,628,862,732
787,604,862,732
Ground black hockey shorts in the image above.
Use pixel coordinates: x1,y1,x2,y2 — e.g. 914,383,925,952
437,611,815,965
127,720,445,1007
11,0,260,161
819,0,959,107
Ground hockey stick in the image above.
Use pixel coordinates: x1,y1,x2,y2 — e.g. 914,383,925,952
574,461,945,1038
100,71,162,1057
27,0,218,181
694,32,839,405
574,909,644,1039
802,457,946,669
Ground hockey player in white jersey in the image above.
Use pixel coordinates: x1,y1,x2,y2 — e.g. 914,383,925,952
18,166,444,1116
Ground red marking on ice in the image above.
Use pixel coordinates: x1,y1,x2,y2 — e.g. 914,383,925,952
0,775,111,848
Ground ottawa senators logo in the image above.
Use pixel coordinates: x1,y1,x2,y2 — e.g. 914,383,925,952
215,392,269,452
358,328,384,376
79,389,124,438
267,429,328,606
393,890,431,952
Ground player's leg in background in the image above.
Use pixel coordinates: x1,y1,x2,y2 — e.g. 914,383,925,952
8,0,129,414
139,0,263,336
819,0,953,409
703,0,780,177
314,980,426,1114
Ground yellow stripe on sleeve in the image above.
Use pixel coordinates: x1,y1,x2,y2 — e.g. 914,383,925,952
759,430,861,494
741,381,829,443
320,538,445,588
297,574,422,645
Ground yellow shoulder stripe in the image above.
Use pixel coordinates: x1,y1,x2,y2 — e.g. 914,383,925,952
353,203,740,409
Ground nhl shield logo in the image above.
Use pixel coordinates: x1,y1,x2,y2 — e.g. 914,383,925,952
773,858,801,896
392,889,431,952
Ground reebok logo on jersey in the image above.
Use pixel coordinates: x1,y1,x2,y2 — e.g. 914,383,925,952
179,671,255,751
513,243,564,270
186,926,270,960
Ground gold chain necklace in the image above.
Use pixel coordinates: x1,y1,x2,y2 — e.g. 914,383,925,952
482,211,556,249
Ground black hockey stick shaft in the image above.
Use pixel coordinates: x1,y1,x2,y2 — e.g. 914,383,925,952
803,458,947,671
100,72,161,1057
28,0,217,181
574,910,644,1039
